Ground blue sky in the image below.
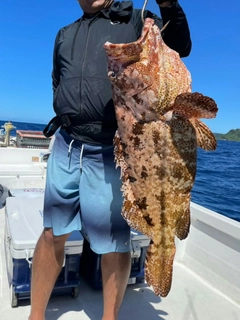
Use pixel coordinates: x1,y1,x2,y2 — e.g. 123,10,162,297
0,0,239,133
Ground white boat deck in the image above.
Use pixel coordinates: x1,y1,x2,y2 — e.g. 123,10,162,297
0,147,240,319
1,207,240,320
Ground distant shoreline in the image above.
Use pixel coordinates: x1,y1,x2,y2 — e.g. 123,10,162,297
214,129,240,142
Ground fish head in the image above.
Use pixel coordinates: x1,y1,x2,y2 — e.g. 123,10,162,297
103,20,154,96
104,18,164,121
104,41,144,96
104,18,191,121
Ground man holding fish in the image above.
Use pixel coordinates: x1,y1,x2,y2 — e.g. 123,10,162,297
29,1,191,319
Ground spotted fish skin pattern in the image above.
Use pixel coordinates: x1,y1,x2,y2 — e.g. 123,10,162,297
104,18,218,297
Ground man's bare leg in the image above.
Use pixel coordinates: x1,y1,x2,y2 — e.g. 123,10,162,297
101,251,131,320
28,228,70,320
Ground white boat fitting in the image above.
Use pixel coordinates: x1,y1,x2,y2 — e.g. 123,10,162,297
0,146,240,320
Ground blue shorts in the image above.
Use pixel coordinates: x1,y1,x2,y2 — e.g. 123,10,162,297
43,129,131,254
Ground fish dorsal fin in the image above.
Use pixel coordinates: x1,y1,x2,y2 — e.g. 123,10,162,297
169,92,218,119
190,118,217,151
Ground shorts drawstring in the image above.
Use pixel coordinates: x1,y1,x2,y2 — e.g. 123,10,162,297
68,139,74,169
80,144,85,173
67,140,84,172
68,139,74,156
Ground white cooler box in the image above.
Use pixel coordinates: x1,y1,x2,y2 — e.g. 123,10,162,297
4,196,83,307
8,188,45,198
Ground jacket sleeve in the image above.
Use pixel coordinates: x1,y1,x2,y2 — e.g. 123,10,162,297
132,1,192,58
149,1,192,57
51,30,62,96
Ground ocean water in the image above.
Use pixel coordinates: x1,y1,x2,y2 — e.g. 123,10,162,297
1,120,240,222
191,139,240,222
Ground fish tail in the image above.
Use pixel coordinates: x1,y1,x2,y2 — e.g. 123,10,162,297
145,241,176,297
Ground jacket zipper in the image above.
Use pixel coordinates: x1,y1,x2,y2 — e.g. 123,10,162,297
79,15,100,137
71,19,82,61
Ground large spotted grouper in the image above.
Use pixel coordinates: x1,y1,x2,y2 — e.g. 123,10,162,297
103,18,218,297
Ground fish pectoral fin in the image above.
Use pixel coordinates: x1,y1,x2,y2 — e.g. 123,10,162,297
190,118,217,151
168,92,218,119
145,241,176,297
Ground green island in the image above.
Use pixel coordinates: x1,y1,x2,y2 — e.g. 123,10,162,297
214,128,240,142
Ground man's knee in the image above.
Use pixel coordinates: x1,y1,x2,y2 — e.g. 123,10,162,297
41,228,70,247
102,251,131,265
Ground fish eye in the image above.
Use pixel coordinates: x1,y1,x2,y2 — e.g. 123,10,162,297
108,71,116,78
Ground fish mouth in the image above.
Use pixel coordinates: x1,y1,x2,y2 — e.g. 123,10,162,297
103,18,154,62
103,17,154,50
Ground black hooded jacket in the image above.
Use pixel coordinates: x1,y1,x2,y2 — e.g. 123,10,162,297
50,1,192,144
